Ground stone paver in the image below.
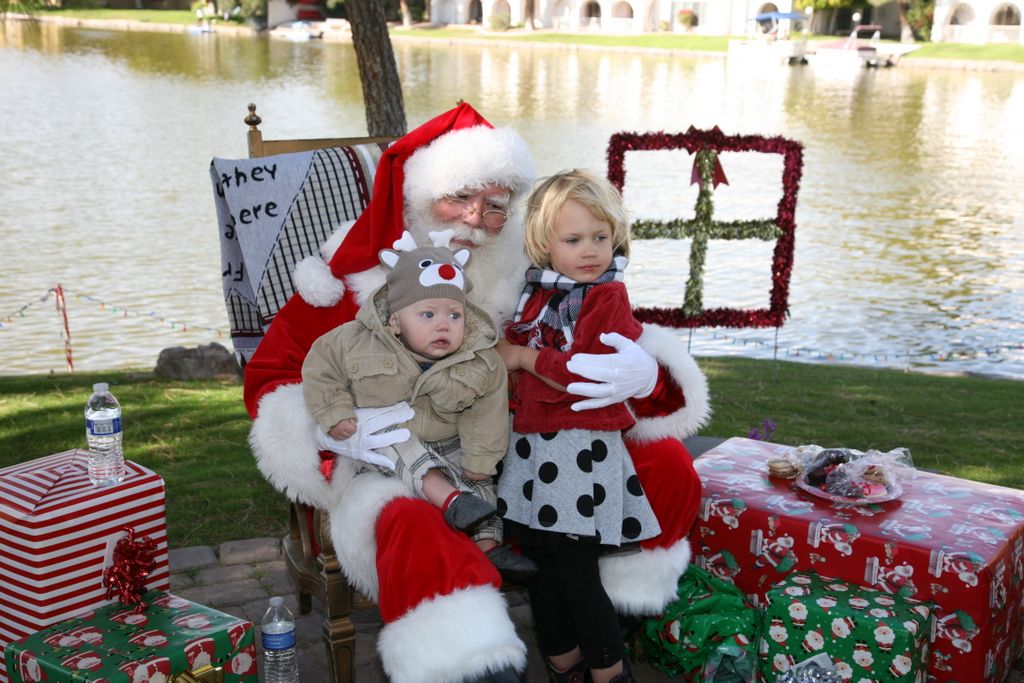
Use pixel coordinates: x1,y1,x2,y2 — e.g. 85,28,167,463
218,537,281,565
167,545,218,573
172,578,267,610
165,537,674,682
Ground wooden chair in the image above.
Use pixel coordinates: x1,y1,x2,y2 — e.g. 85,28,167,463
245,103,394,158
215,104,395,682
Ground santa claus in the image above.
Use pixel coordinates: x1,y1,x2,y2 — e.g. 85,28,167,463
243,102,708,682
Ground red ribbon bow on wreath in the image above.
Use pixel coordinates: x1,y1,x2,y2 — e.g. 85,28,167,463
688,125,730,188
103,526,157,613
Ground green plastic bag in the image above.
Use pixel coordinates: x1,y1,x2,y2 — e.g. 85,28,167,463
639,565,761,681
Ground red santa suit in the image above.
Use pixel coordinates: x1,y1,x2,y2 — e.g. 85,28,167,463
242,103,709,682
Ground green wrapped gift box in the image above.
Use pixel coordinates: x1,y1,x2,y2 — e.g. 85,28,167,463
758,572,931,682
4,591,256,682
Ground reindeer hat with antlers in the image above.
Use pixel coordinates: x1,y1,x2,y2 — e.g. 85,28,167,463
379,230,474,314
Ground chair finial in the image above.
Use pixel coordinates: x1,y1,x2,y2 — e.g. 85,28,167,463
245,103,262,130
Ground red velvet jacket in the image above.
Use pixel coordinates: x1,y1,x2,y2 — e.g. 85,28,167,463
506,281,644,434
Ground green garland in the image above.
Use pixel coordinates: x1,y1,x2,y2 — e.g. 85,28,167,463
631,219,781,241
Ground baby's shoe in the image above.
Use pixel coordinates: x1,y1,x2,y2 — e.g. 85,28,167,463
443,492,497,531
486,545,538,583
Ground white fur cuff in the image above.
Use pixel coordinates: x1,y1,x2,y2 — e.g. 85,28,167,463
600,537,692,616
627,324,711,443
329,473,411,600
249,384,350,509
294,255,345,307
377,585,526,683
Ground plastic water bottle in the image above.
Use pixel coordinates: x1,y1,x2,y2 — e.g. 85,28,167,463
261,596,298,683
84,382,125,486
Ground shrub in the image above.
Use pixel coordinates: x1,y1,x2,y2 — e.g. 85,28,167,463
488,12,509,30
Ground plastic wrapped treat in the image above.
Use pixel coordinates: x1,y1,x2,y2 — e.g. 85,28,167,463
792,446,914,504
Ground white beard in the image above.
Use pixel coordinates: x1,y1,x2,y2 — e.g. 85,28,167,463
406,205,529,329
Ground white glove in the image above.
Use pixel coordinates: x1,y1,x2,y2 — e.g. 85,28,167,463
313,402,414,471
565,332,658,411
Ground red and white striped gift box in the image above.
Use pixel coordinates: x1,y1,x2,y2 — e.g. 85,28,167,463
0,450,170,683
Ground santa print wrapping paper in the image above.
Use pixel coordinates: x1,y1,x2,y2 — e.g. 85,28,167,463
758,571,931,681
690,437,1024,683
3,591,257,682
0,451,170,683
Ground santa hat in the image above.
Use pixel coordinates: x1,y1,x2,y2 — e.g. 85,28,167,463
328,101,534,280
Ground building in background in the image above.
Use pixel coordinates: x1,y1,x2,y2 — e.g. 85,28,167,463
428,0,908,37
930,0,1022,43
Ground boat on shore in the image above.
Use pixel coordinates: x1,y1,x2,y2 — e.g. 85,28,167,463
268,20,324,41
728,36,808,64
806,25,920,69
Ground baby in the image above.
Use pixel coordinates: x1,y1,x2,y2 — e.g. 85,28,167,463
302,231,534,579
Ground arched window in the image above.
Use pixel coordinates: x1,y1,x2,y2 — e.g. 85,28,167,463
949,3,975,24
991,3,1021,24
583,0,602,18
611,1,633,18
468,0,483,23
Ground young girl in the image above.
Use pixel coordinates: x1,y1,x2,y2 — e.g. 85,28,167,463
496,169,659,683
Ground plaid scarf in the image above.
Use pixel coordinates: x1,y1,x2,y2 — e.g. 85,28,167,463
512,254,628,351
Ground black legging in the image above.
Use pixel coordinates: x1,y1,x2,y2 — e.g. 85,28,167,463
521,534,623,669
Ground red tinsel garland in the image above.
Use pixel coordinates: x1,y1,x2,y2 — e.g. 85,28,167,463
103,526,157,613
607,127,803,329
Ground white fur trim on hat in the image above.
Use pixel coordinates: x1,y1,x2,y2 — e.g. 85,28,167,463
294,220,355,307
320,219,356,260
249,384,353,509
377,585,526,683
294,256,345,307
346,266,387,307
600,537,692,616
329,473,411,601
626,324,711,443
403,126,535,209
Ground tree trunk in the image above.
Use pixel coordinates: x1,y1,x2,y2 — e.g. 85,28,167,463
347,0,408,137
399,0,413,27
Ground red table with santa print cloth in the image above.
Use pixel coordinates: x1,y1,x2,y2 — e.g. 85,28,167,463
689,437,1024,683
0,450,170,683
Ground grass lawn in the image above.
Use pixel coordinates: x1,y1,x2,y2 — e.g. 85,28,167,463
905,41,1024,63
23,7,197,24
1,359,1020,549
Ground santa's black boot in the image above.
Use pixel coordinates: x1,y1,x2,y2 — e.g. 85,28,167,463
545,657,591,683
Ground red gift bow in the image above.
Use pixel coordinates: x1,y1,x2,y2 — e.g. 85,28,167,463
103,526,157,613
689,125,729,188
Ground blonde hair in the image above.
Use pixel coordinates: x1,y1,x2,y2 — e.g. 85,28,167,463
523,169,631,268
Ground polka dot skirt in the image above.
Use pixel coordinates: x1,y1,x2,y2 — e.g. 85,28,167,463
497,428,661,546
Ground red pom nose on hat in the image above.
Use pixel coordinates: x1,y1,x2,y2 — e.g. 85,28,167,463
328,101,534,280
438,264,457,280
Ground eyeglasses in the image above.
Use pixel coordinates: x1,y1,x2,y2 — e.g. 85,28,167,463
442,195,511,230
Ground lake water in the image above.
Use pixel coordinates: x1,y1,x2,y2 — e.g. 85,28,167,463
2,21,1023,379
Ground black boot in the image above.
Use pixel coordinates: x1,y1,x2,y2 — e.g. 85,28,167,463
607,657,634,683
486,544,538,583
545,657,590,683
